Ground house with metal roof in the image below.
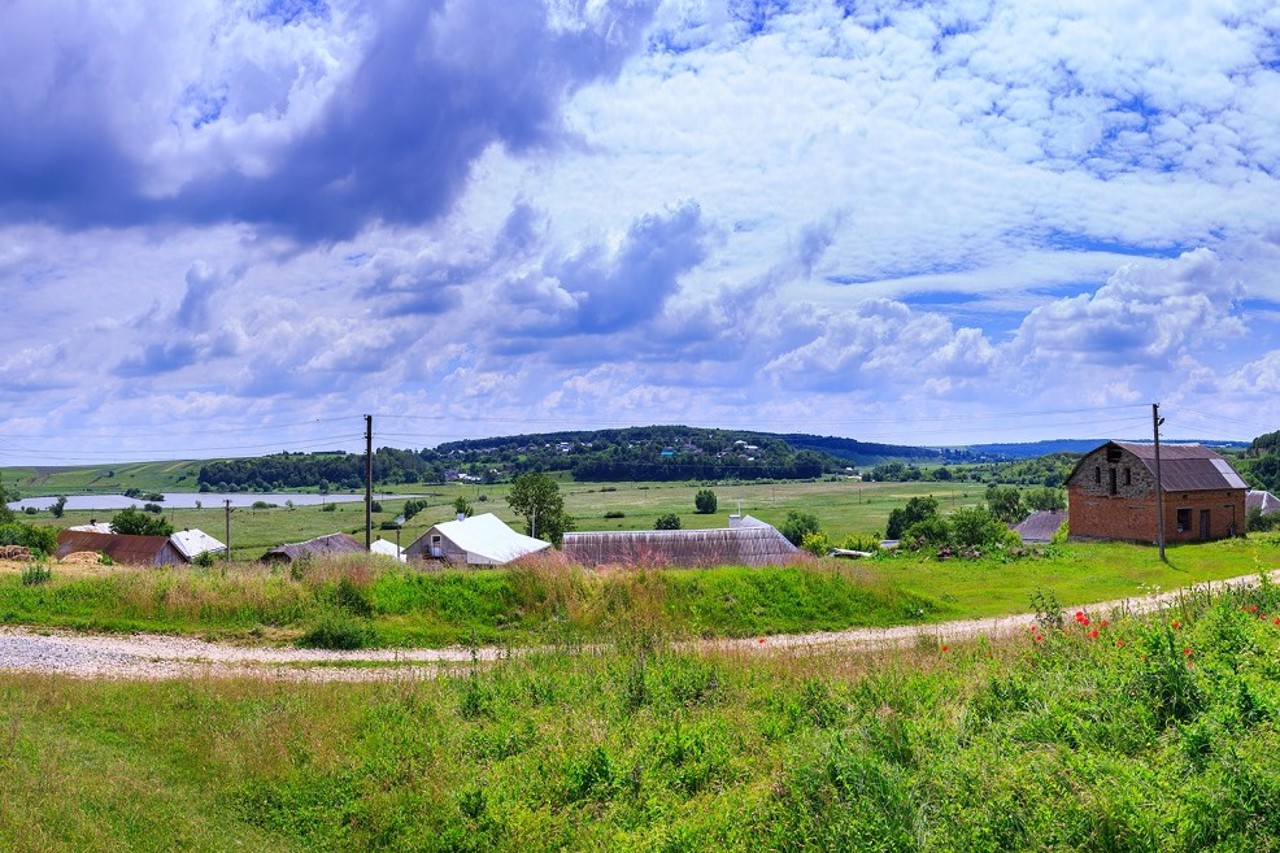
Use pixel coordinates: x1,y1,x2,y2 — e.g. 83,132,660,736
1011,510,1068,544
370,536,406,562
169,529,227,561
1066,441,1247,544
56,530,185,566
561,514,799,568
404,513,551,566
1247,490,1280,516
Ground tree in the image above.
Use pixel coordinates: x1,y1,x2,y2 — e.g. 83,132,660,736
0,481,13,525
950,507,1018,550
780,510,820,546
654,513,681,530
886,496,939,540
506,472,574,546
110,507,174,537
694,489,718,514
453,496,474,518
985,485,1026,524
50,495,67,518
1024,487,1066,512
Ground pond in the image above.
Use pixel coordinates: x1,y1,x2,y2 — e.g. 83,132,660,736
5,492,412,512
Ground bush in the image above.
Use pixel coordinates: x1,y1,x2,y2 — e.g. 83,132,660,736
781,510,820,546
950,506,1018,551
320,503,337,512
298,610,376,650
695,489,718,514
886,497,938,540
0,523,58,558
655,513,682,530
800,531,831,556
20,563,51,586
603,510,626,519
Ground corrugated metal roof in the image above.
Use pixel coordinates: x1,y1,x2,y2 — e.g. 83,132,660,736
562,520,799,568
261,532,364,562
370,537,406,562
1247,490,1280,514
169,529,227,560
411,513,550,565
1084,442,1248,493
56,530,183,566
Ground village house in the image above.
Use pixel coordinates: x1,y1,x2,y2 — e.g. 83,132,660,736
1066,441,1247,544
56,530,185,566
261,532,365,563
404,512,551,566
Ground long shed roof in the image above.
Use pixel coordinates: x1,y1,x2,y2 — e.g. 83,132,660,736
417,513,551,564
55,530,183,566
562,517,798,568
261,532,364,562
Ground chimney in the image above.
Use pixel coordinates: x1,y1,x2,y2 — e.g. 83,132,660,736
728,514,742,529
456,513,467,522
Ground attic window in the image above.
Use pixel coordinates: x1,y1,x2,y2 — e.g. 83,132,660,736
1106,446,1122,463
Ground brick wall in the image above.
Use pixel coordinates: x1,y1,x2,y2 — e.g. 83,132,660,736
1068,444,1245,542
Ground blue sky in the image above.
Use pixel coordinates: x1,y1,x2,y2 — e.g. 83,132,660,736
2,0,1280,464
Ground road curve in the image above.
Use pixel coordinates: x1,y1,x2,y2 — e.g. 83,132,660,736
2,570,1274,682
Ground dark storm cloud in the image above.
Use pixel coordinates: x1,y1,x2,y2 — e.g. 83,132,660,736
0,0,658,240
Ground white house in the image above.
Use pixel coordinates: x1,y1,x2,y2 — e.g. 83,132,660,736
370,536,407,562
404,512,550,566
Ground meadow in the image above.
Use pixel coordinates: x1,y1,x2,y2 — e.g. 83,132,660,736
15,475,984,559
3,577,1280,852
1,535,1276,648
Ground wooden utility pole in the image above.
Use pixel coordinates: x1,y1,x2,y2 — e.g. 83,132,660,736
365,414,373,552
1153,403,1166,562
224,499,233,562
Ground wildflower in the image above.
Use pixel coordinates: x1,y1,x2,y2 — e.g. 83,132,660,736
1172,620,1182,630
1075,611,1085,622
1035,634,1044,643
1187,661,1195,669
941,645,949,653
1273,618,1280,626
1115,640,1124,647
1100,620,1110,628
1089,629,1099,639
1081,617,1091,627
1184,648,1193,656
758,637,766,644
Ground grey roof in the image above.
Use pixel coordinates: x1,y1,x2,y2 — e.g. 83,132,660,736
563,518,798,568
1084,442,1248,492
1247,490,1280,515
1012,510,1067,543
261,532,364,562
169,528,227,560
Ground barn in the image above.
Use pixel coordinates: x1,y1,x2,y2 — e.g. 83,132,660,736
1066,441,1247,544
562,515,799,568
55,530,185,566
261,532,365,563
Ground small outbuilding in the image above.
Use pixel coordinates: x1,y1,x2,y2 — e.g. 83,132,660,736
1011,510,1068,544
370,536,407,562
562,514,799,568
1247,489,1280,516
55,530,185,566
404,513,551,566
1066,441,1247,544
261,532,365,563
169,529,227,562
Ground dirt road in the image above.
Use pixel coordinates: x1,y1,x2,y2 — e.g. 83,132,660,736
1,570,1272,682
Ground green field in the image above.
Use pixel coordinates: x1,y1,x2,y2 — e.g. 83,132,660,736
4,581,1280,852
12,477,982,558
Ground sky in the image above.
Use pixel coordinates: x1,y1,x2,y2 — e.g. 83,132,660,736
2,0,1280,465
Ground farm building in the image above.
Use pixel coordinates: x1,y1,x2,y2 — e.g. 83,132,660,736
370,536,406,562
404,513,551,566
562,514,799,567
55,530,185,566
261,532,364,563
1011,510,1068,544
1247,490,1280,516
169,529,227,561
1066,441,1247,544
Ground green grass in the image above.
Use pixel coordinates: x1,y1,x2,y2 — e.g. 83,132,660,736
3,536,1278,648
5,580,1280,851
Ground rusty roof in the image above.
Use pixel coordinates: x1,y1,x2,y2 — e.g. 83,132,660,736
56,530,183,566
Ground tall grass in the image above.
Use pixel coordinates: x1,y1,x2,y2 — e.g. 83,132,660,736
5,580,1280,851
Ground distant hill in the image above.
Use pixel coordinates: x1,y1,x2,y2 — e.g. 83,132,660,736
959,439,1251,460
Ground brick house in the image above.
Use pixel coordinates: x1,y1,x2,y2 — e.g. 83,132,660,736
1066,441,1247,544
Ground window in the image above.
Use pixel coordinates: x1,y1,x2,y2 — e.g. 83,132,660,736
1106,445,1122,463
1124,467,1131,486
1176,508,1190,533
1095,466,1101,484
1109,468,1118,495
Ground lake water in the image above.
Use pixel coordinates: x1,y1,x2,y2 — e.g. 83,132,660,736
5,493,407,512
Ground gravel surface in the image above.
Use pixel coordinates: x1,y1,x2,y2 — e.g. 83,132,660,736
2,570,1275,682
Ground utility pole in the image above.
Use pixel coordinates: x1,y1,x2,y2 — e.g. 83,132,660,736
223,499,233,562
365,414,373,552
1153,403,1166,562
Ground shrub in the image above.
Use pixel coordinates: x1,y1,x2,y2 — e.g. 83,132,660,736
781,510,821,546
950,506,1018,551
298,610,375,650
655,513,682,530
20,563,51,586
800,531,831,556
320,503,337,512
0,523,58,558
695,489,718,514
886,496,938,540
603,510,626,519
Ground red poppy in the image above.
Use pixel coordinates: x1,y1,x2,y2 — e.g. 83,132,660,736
1081,617,1091,627
1115,640,1124,647
941,645,949,653
1088,629,1099,639
1075,611,1085,622
1172,620,1182,630
758,637,766,644
1100,620,1109,628
1184,648,1193,656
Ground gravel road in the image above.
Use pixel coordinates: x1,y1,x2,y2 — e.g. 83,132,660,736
2,570,1274,682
